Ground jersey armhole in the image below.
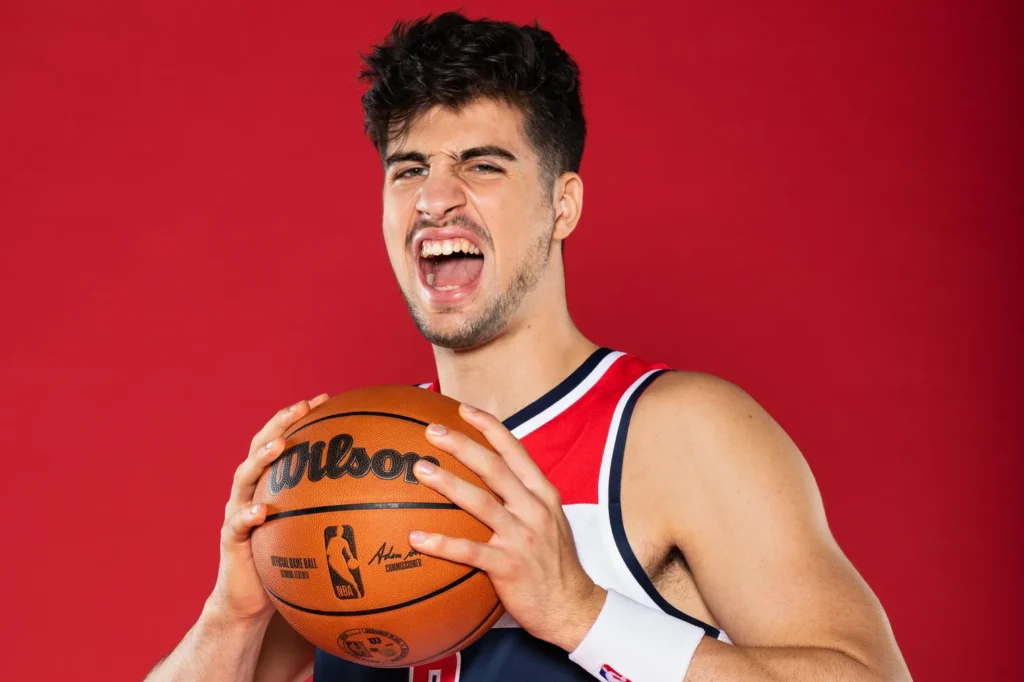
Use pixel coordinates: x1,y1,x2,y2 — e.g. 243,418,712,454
606,369,725,640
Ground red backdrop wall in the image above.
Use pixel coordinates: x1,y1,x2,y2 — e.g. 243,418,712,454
1,1,1020,680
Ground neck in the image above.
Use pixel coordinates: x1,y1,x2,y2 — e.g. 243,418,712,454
431,282,598,422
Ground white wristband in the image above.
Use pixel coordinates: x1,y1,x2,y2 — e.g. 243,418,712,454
569,589,705,682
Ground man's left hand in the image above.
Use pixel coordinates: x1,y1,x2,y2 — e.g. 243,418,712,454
408,402,606,652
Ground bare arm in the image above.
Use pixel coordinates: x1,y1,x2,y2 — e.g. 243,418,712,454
146,608,313,682
145,398,324,682
145,601,270,682
635,373,911,681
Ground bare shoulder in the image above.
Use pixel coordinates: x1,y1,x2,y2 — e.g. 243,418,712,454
627,370,910,680
630,370,819,510
635,369,790,444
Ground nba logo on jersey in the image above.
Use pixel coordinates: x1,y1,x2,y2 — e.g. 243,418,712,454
599,664,631,682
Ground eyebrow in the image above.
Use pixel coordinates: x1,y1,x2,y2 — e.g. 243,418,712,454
384,151,428,168
460,146,518,163
384,145,518,168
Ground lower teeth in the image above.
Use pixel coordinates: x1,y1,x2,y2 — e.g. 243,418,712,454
425,273,462,291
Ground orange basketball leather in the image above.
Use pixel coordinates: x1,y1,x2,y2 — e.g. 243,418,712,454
252,385,505,668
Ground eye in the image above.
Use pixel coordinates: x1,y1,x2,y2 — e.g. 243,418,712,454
394,167,426,181
469,163,503,174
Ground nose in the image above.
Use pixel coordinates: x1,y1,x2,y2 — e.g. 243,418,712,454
415,166,467,222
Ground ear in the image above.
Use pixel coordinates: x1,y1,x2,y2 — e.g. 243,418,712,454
552,172,583,242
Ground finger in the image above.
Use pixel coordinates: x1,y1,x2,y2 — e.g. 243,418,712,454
221,502,267,550
413,458,517,536
458,404,560,506
233,394,327,510
409,530,504,573
424,424,537,512
248,399,314,454
228,436,287,510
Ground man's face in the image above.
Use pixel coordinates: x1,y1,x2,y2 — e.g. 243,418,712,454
381,98,556,349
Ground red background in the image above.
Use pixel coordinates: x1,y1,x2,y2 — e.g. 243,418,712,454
1,1,1020,680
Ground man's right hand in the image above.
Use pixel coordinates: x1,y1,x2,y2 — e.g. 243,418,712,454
206,393,330,624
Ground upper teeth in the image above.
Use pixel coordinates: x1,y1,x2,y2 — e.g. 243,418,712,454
420,238,481,258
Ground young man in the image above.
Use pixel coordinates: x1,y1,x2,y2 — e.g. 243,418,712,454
147,12,910,682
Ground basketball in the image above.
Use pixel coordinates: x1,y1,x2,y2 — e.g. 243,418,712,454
251,385,505,668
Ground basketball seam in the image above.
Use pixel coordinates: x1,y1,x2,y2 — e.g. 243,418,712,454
263,501,459,523
284,410,430,441
264,567,482,616
402,598,503,667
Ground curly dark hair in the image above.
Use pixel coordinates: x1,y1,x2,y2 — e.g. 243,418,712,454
359,11,586,184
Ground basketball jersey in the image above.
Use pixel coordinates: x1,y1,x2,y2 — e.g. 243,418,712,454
314,348,730,681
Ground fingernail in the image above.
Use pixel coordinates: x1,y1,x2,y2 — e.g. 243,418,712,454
409,531,427,544
415,459,436,476
264,440,275,450
426,423,448,436
250,504,261,516
288,403,297,412
460,403,479,415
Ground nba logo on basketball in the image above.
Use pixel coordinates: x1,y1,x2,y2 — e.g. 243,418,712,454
599,664,631,682
324,525,365,599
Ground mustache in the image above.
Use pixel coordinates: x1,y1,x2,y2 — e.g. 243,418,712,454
406,214,493,251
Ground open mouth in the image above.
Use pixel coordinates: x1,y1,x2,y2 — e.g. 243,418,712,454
417,237,485,293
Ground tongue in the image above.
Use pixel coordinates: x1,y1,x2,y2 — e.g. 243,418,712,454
431,256,483,288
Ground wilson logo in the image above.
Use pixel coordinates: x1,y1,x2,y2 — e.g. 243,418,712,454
268,433,439,495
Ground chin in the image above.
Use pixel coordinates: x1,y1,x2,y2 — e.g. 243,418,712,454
414,314,491,350
404,295,508,351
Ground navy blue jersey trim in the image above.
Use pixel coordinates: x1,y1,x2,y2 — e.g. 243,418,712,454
265,568,480,616
501,347,615,432
607,370,721,639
